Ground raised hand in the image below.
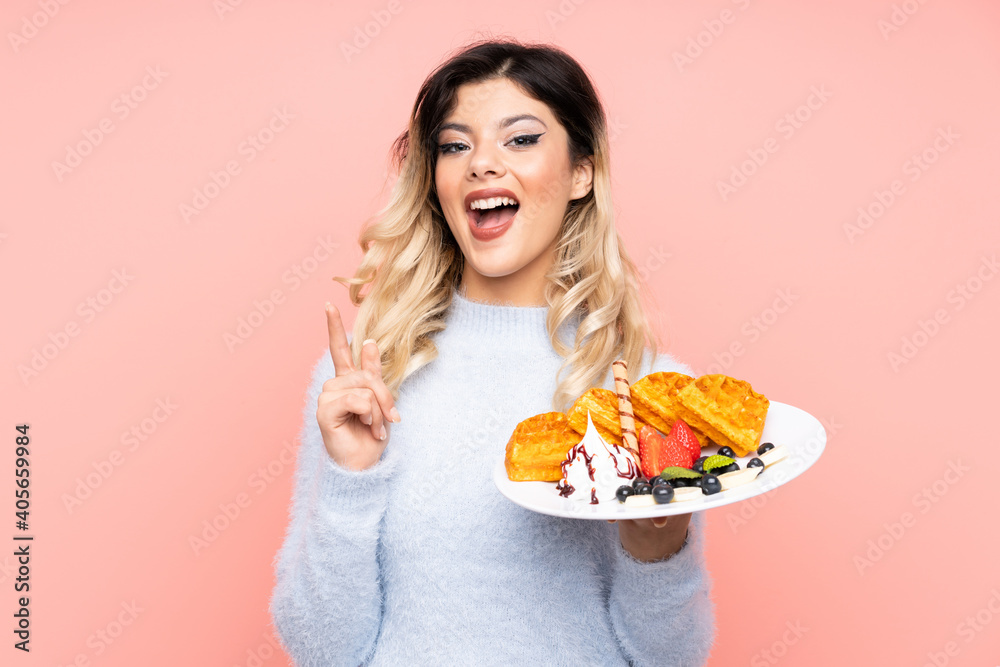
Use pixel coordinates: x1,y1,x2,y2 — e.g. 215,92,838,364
316,303,400,470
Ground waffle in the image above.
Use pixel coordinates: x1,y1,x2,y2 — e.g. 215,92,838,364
630,372,709,448
504,412,581,482
567,387,645,448
674,374,768,457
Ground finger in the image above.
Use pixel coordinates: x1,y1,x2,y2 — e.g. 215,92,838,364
361,389,388,442
360,339,400,423
321,389,384,437
366,390,387,441
343,383,386,440
326,303,355,376
606,519,617,524
651,517,669,529
318,385,371,410
321,369,396,419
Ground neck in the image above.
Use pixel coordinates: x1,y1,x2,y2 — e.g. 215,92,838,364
458,244,556,306
458,275,548,306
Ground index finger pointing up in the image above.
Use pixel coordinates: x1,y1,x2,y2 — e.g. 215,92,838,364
326,302,356,376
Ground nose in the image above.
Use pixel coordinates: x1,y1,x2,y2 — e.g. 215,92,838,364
467,141,505,179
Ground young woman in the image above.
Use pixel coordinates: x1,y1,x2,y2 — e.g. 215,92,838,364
270,38,715,665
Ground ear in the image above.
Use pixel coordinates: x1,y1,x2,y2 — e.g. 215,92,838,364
569,156,594,200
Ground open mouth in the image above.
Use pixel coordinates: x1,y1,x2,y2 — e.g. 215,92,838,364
468,196,520,229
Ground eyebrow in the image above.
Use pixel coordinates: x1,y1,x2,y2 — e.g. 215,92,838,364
437,114,548,136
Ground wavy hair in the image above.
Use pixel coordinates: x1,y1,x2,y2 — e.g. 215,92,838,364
335,37,659,411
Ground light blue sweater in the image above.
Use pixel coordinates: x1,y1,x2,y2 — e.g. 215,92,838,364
269,290,715,666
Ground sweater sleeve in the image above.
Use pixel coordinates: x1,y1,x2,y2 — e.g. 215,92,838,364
607,351,715,665
608,511,715,666
269,350,397,666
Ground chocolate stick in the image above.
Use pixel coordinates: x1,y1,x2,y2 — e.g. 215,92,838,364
612,359,640,460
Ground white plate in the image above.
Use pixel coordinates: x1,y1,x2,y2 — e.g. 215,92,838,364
493,401,825,520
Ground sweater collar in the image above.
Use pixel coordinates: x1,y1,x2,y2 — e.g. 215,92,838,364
440,289,580,350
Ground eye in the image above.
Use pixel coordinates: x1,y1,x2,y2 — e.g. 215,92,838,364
437,142,467,155
509,133,544,147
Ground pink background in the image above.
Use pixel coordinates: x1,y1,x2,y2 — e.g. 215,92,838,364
3,0,999,665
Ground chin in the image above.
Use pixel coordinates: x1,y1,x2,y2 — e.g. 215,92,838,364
466,262,520,280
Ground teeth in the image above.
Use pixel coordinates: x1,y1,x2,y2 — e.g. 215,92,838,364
470,196,518,210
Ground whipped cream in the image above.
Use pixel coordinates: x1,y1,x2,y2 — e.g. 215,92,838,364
556,412,638,504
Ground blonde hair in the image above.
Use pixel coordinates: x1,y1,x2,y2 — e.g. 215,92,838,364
335,38,658,411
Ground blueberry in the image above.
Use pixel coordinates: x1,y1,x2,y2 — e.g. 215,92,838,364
718,462,740,474
635,482,652,495
632,477,649,489
747,457,765,470
718,446,736,458
701,474,721,495
652,476,670,488
652,485,674,504
616,485,634,503
692,456,708,474
757,442,775,455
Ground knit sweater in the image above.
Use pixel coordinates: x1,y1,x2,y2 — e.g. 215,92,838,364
269,290,715,666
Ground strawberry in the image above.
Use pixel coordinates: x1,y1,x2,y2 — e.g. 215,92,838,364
637,425,667,479
669,419,701,460
659,433,695,471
